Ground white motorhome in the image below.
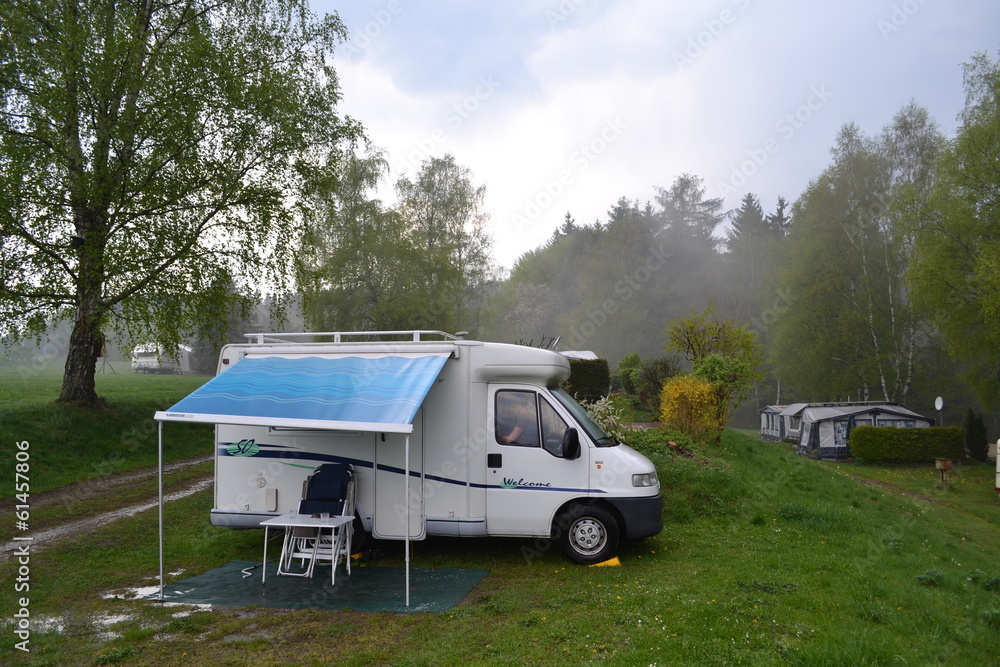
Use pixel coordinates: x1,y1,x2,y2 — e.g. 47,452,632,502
131,343,193,374
171,331,663,564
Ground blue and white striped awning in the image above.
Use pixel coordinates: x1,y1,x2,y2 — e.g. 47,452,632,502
154,353,449,433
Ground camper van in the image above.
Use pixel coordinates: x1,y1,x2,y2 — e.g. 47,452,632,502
189,331,663,564
131,344,193,374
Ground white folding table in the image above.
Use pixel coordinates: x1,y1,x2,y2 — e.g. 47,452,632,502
260,514,353,585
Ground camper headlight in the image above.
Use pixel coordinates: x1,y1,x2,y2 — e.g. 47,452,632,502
632,472,658,487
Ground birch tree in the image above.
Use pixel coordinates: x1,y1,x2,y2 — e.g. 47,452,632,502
769,106,942,402
910,51,1000,405
0,0,359,406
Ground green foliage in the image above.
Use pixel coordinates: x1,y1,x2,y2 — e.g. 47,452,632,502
580,394,632,445
632,355,682,413
770,105,942,404
563,358,611,403
299,153,496,335
849,425,965,463
617,352,641,394
665,304,763,442
692,352,761,444
482,175,724,363
720,194,787,327
666,302,762,365
0,0,360,405
910,51,1000,407
963,408,989,462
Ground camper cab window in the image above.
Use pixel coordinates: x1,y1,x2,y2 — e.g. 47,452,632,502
495,390,570,457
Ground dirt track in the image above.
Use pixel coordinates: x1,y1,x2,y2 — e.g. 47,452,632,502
1,454,212,559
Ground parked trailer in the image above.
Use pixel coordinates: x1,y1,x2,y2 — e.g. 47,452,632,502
185,331,663,564
131,344,192,374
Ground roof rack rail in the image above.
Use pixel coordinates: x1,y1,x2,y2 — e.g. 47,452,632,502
243,330,464,345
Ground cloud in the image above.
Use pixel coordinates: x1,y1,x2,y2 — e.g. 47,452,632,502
317,0,1000,267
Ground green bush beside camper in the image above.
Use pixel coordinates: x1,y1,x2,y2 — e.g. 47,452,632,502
849,425,965,464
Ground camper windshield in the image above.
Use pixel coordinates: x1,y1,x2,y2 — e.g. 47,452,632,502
550,388,618,448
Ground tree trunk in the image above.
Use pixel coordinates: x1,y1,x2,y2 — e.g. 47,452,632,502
59,206,107,407
59,308,104,407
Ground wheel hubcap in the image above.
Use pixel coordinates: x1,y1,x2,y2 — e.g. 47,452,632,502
571,518,606,554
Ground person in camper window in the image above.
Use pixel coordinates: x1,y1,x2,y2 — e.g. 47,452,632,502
496,390,540,446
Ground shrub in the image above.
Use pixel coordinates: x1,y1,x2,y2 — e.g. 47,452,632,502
580,395,631,445
849,425,965,463
563,358,610,403
634,355,682,413
617,352,641,394
964,408,989,462
659,374,715,444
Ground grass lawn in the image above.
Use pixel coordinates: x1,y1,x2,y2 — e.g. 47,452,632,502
0,367,213,497
3,381,1000,665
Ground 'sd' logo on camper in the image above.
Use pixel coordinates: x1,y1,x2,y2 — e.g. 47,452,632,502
227,439,259,457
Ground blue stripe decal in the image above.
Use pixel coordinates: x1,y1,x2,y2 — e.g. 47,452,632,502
218,446,605,494
218,446,374,470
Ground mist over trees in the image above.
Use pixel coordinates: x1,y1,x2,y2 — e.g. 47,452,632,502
480,51,1000,427
298,153,497,335
2,1,995,435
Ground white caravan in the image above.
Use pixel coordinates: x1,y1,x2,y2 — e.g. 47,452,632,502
186,331,663,564
131,343,193,374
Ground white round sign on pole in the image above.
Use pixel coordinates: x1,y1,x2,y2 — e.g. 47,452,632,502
934,396,943,411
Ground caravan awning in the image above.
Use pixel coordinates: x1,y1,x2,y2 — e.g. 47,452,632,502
154,353,450,433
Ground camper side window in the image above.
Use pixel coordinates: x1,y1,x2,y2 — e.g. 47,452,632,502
495,390,540,447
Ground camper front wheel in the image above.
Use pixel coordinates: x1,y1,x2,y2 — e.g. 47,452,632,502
559,505,619,565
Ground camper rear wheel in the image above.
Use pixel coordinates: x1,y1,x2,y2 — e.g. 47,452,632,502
349,517,369,554
558,505,619,565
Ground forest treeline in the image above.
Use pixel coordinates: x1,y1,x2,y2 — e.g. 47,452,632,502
298,52,1000,427
1,0,995,425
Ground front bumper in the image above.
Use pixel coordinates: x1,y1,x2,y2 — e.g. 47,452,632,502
607,493,664,541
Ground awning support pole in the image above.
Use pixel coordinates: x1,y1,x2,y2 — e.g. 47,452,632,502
158,421,164,601
405,433,410,608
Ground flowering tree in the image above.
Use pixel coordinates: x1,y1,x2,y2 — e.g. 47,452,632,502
659,374,716,444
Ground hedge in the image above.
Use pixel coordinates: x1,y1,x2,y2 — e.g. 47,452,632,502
849,425,965,464
563,358,610,403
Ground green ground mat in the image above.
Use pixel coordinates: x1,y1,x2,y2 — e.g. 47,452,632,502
147,560,487,613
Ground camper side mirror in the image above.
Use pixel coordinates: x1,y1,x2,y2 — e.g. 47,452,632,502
562,428,581,460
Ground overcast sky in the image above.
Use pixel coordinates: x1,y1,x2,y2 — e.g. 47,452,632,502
310,0,1000,269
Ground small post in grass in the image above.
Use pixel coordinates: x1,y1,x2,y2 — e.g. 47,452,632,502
935,458,952,489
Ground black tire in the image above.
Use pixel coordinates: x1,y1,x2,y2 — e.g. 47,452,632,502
558,505,620,564
349,516,369,554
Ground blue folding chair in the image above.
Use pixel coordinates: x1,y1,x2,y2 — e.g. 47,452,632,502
279,463,355,583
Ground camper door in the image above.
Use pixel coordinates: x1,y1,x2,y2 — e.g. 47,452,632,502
372,411,426,540
486,385,590,535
